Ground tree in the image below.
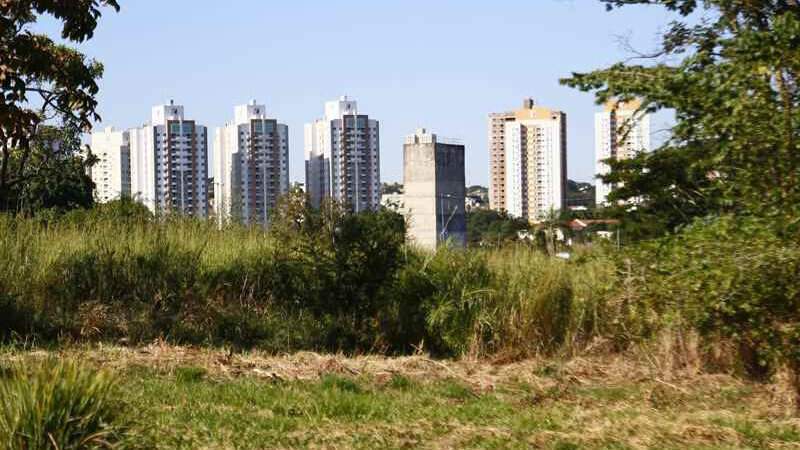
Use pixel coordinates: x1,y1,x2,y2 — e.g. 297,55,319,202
0,0,120,211
466,209,530,246
562,0,800,235
8,123,96,215
565,179,596,209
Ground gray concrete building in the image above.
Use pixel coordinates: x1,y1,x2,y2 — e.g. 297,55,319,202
403,128,466,249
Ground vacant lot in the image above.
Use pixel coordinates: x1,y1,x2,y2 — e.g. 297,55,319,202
3,344,800,449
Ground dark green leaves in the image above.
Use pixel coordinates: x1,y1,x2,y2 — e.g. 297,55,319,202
563,1,800,238
0,0,118,212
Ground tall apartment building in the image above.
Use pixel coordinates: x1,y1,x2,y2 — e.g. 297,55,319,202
212,101,289,225
595,99,650,205
304,96,380,212
403,128,466,249
488,98,567,221
90,127,130,203
129,101,209,217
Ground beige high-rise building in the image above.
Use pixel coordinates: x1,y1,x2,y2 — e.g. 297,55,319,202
488,98,567,221
595,99,650,205
90,127,130,203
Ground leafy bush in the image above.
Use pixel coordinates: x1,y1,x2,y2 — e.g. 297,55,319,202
0,359,127,449
627,216,800,383
384,247,495,356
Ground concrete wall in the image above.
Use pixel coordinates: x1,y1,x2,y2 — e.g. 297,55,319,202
435,143,466,248
404,142,439,249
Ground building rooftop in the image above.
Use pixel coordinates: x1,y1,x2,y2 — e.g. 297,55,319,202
404,128,463,146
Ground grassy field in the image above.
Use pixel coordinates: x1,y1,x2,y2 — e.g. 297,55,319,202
0,213,616,358
4,345,800,449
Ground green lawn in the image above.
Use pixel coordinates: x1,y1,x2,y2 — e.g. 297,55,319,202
6,347,800,449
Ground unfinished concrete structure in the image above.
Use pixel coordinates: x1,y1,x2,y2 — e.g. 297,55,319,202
403,128,466,249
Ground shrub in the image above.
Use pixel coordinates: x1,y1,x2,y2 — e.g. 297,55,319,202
382,247,495,356
628,216,800,385
0,359,127,449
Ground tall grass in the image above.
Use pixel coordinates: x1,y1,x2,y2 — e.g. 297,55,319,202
0,359,126,449
0,213,619,358
486,247,615,358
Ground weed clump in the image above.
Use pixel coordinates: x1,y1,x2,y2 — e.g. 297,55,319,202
0,359,128,449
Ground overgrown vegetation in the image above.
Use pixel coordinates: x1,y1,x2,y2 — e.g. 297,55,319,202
560,0,800,404
0,208,616,359
2,0,800,445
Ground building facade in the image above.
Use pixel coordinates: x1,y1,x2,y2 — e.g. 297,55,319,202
488,98,567,221
304,96,380,212
595,100,650,205
90,127,130,203
129,101,209,217
403,128,466,249
213,101,289,226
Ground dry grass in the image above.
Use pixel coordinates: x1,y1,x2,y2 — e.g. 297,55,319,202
3,343,800,449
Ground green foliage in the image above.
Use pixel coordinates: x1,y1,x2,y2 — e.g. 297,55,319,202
380,182,403,195
0,359,126,449
487,247,617,357
404,248,495,355
0,0,119,212
0,206,413,353
5,124,97,216
175,366,207,384
105,354,800,448
386,374,413,391
565,179,596,210
562,1,800,236
320,375,362,393
466,209,530,247
68,197,152,224
630,216,800,380
602,146,726,239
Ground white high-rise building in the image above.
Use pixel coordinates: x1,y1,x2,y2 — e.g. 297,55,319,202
129,101,209,217
213,101,289,226
304,96,380,212
595,100,651,205
488,99,567,221
90,127,130,203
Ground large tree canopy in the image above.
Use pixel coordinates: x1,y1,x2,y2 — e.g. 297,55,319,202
563,0,800,235
0,0,120,211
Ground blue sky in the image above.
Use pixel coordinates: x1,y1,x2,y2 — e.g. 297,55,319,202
38,0,677,185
